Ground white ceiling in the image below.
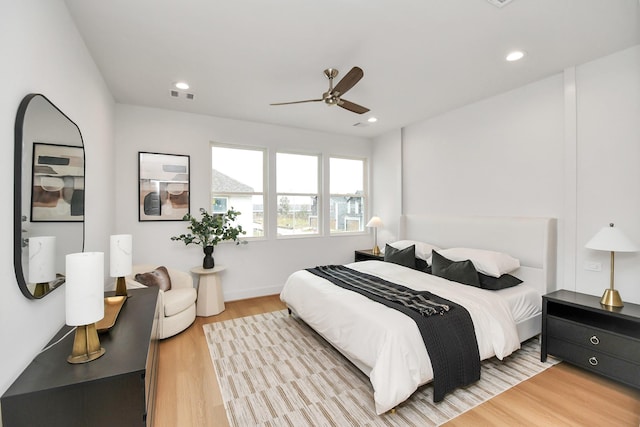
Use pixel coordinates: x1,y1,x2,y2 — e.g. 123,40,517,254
64,0,640,138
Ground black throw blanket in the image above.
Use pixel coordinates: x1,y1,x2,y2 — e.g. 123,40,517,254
306,265,481,402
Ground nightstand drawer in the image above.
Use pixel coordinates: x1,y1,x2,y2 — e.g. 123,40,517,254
547,315,640,363
547,337,640,389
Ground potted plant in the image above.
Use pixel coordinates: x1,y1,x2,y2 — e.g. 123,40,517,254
171,207,246,268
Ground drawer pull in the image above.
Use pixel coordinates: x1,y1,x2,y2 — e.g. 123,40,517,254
589,357,598,366
589,335,600,345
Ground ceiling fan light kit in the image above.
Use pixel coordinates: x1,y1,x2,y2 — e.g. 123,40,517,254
271,66,370,114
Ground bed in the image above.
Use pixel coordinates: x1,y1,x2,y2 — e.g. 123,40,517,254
280,215,557,414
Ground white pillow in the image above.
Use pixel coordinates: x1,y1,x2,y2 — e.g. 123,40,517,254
428,248,520,278
383,240,440,260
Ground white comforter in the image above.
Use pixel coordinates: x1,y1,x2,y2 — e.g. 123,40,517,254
280,261,521,414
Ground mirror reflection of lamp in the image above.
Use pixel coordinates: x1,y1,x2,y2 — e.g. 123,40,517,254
29,236,56,297
66,252,105,364
110,234,132,297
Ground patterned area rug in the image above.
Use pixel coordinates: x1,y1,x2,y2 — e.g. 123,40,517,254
204,310,558,427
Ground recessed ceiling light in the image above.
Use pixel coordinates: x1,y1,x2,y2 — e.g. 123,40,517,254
506,51,525,62
175,81,190,90
487,0,515,8
367,117,378,123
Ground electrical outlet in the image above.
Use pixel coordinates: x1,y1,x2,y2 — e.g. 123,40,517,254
584,261,602,272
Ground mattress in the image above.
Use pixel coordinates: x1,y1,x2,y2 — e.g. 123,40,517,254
496,280,542,323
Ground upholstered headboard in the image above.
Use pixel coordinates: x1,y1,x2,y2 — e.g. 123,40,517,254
400,215,557,295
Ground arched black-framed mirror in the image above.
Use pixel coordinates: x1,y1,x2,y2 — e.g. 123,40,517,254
14,94,85,299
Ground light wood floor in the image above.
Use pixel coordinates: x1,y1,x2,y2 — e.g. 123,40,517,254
154,295,640,427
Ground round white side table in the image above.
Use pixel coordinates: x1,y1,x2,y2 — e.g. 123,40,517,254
191,265,226,316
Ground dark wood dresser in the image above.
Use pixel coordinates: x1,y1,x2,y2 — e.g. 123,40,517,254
1,287,160,427
541,289,640,390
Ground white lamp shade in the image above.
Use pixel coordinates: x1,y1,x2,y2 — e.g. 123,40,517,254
366,216,383,228
585,224,639,252
66,252,104,326
110,234,132,277
28,236,56,283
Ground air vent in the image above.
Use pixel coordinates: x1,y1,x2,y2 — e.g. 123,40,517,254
486,0,514,8
169,90,195,100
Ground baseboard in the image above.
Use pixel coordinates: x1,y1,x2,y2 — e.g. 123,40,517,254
225,284,284,302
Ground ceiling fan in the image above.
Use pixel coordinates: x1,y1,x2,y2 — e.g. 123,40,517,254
270,66,370,114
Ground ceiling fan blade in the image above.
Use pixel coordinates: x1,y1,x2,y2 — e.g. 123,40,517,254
338,99,370,114
270,99,323,106
332,66,364,97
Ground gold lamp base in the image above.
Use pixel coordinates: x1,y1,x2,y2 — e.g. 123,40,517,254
115,276,128,297
372,245,380,255
601,288,623,308
33,282,50,298
67,323,106,364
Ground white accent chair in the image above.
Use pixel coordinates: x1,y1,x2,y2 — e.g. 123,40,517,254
126,264,197,339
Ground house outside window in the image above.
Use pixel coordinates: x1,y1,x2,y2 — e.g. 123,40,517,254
276,152,320,236
212,196,228,213
330,157,366,234
211,144,265,237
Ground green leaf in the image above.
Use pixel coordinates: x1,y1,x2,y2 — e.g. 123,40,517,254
170,207,247,248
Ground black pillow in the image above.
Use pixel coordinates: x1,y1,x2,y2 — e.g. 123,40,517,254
431,250,481,287
478,272,523,290
384,244,416,269
415,258,432,273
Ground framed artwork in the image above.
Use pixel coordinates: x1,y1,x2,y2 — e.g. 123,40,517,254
31,143,85,222
138,152,190,221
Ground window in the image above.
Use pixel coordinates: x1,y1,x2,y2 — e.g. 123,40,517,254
276,152,319,236
330,157,366,234
211,147,366,238
211,145,265,237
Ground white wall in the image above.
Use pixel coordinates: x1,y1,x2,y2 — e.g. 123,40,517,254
0,0,115,397
371,129,403,245
399,72,566,288
402,74,565,218
114,104,372,301
575,46,640,303
373,45,640,305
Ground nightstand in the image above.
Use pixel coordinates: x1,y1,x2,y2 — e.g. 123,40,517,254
541,289,640,390
354,249,384,262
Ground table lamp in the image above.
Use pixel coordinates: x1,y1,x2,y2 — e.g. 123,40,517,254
29,236,56,297
366,216,383,255
110,234,132,297
585,223,638,307
66,252,105,364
